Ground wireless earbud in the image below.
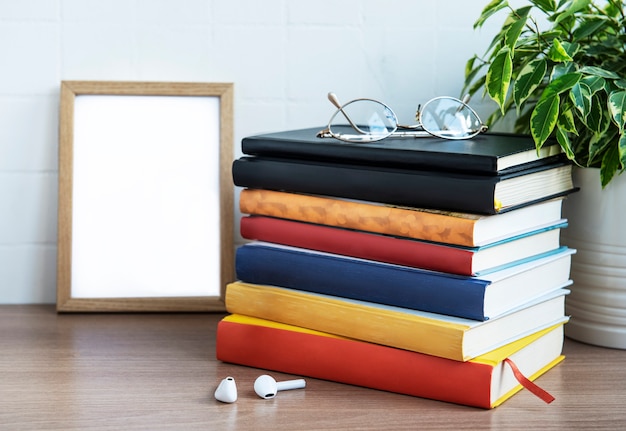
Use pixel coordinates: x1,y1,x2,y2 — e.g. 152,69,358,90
253,374,306,399
214,376,238,403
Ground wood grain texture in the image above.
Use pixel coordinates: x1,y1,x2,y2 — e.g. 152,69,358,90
1,305,625,430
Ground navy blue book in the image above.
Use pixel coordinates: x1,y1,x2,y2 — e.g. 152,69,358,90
235,242,574,321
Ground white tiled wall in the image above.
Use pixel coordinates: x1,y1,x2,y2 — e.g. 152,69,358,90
0,0,511,303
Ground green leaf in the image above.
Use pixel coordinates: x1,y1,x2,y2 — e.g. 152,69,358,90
596,99,613,134
548,38,574,62
475,0,509,29
570,82,592,119
586,94,603,132
619,133,626,170
600,143,620,187
531,94,560,148
486,47,513,114
513,59,547,109
615,79,626,90
579,66,621,79
559,41,580,58
505,6,532,52
581,75,606,94
551,63,576,80
604,77,620,95
464,56,476,79
466,77,487,100
558,108,578,134
543,72,582,98
483,27,509,59
554,0,591,25
587,132,606,166
530,0,557,12
608,90,626,129
587,120,617,166
556,125,576,160
463,56,486,95
573,18,609,41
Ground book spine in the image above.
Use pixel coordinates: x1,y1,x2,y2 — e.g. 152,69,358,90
232,157,498,214
240,216,475,275
235,243,490,320
216,317,493,408
224,281,467,361
239,189,480,247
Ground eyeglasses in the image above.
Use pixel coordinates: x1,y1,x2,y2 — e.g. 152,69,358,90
316,92,488,142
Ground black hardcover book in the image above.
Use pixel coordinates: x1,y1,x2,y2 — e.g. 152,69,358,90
231,156,576,215
241,127,564,175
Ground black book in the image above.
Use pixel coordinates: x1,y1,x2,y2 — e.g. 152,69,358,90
232,156,576,215
241,127,565,175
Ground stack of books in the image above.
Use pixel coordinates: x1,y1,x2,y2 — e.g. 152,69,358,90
217,127,578,409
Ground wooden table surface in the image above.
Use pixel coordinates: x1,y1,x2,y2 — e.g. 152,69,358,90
1,305,624,430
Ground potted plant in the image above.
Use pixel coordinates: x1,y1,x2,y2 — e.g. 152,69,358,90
463,0,626,349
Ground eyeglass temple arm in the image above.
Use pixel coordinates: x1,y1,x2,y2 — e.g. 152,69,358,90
327,92,367,134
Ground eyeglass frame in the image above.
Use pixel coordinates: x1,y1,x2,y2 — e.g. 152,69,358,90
316,92,488,142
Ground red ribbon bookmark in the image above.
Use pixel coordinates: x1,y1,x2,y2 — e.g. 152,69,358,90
503,358,555,404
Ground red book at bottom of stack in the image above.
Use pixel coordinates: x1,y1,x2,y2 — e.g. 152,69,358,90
216,314,564,409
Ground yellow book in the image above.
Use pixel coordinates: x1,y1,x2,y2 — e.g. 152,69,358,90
225,281,569,361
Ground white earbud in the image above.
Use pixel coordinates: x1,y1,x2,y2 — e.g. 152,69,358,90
214,376,238,403
253,374,306,399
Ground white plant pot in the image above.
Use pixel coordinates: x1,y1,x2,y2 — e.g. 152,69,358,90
562,167,626,349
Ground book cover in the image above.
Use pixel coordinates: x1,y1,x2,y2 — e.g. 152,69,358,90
232,156,576,214
216,314,566,409
224,281,569,361
241,128,564,175
240,215,567,276
235,242,574,320
239,189,566,247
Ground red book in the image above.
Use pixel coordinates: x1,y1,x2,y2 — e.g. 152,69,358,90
240,215,565,276
216,314,565,409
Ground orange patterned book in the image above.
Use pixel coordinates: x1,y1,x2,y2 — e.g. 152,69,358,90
239,189,565,247
216,314,565,409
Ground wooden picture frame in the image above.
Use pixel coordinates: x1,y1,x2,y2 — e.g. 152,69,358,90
57,81,234,312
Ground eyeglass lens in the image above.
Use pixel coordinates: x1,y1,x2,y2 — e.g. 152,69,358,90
328,99,398,142
419,97,483,139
